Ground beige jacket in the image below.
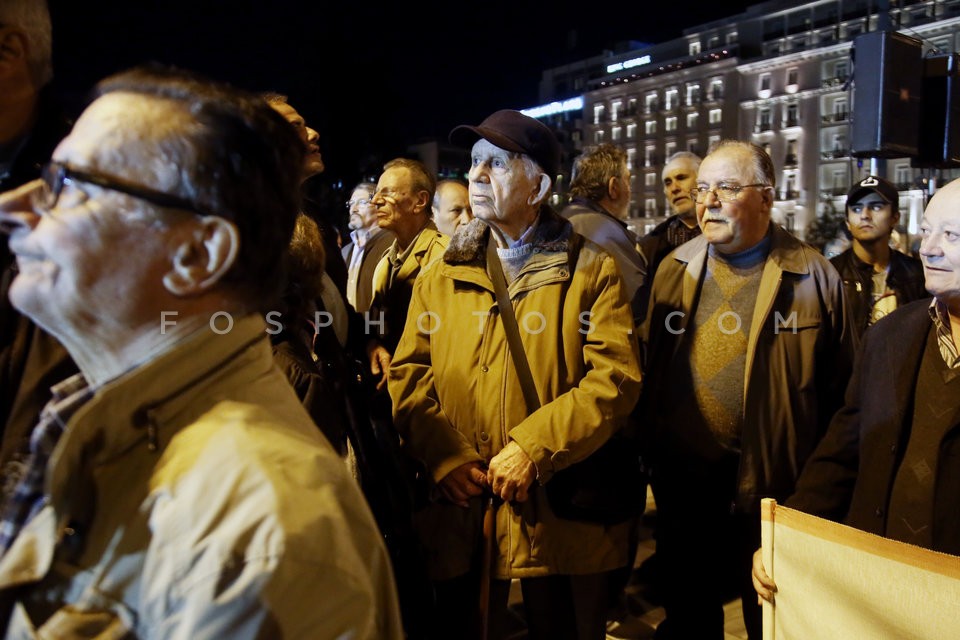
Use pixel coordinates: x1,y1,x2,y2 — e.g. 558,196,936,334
0,315,402,639
389,212,643,580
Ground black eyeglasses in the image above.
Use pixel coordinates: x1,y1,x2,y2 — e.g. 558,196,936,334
36,162,214,217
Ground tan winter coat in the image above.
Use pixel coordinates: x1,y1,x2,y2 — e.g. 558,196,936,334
389,211,643,580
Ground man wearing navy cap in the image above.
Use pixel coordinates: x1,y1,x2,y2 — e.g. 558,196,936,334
831,175,926,346
389,110,642,639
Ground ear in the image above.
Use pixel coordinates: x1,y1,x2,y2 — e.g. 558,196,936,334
528,173,552,207
0,28,28,75
760,186,775,209
162,216,240,296
607,176,622,200
413,190,431,215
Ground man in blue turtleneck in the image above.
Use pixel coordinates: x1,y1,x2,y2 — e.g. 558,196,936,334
640,140,852,640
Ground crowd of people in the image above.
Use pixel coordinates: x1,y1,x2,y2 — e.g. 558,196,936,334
0,2,958,639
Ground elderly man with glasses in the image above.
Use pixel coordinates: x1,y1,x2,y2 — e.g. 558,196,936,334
342,181,395,313
0,66,401,639
639,140,852,640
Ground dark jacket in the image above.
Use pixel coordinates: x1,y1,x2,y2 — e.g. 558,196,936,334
788,299,960,555
341,228,395,314
830,247,927,347
641,225,853,513
636,215,701,324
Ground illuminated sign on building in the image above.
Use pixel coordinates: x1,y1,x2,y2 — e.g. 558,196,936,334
520,96,584,119
606,55,652,74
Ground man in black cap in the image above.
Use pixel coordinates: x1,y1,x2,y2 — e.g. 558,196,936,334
831,175,926,346
388,110,642,639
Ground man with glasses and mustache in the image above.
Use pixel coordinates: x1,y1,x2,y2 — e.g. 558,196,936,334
640,140,851,639
0,66,401,638
342,181,395,313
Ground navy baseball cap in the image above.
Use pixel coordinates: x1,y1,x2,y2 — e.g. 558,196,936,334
450,109,561,180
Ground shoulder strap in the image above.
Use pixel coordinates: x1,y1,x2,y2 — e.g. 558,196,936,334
486,236,541,415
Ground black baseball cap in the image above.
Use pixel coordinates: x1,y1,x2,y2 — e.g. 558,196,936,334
450,109,561,180
847,175,899,209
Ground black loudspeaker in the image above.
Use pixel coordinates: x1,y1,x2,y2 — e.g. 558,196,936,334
851,31,923,158
914,53,960,168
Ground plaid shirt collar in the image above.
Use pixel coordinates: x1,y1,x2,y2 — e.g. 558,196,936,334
0,374,94,554
929,298,960,370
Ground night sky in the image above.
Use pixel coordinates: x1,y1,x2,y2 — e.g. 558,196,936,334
47,0,753,188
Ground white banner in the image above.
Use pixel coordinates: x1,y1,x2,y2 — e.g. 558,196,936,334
761,499,960,640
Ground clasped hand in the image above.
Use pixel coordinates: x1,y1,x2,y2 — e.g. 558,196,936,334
438,442,537,507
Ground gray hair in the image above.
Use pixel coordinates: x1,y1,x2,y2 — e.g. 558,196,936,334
662,151,701,174
0,0,52,87
706,140,776,189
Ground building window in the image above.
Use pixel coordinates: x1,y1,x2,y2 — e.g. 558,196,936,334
645,198,657,216
686,83,700,106
759,73,772,95
785,140,798,166
665,116,678,132
645,172,656,187
709,108,722,125
645,120,657,135
627,98,638,116
574,77,585,91
785,103,799,127
727,31,738,44
645,145,655,167
627,148,636,170
708,134,721,150
665,141,677,158
689,41,701,56
687,112,699,128
612,126,622,141
895,163,911,188
786,67,799,87
834,61,848,82
758,108,772,132
593,104,605,125
611,101,622,122
645,93,658,114
832,98,848,122
626,123,637,139
709,78,724,101
665,88,679,110
832,170,847,193
594,129,605,144
688,138,698,153
708,35,720,48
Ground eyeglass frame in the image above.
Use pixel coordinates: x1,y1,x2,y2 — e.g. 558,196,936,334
36,162,215,217
690,183,770,204
345,198,373,210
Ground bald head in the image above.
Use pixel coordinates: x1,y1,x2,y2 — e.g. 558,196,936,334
432,180,472,237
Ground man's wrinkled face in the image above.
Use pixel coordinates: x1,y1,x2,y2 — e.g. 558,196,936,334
348,186,376,231
919,191,960,306
846,192,897,245
468,138,541,226
433,182,472,237
271,101,324,179
695,146,771,255
0,94,187,338
662,157,699,219
372,166,421,234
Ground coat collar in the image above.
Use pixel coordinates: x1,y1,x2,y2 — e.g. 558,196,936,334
670,223,810,275
443,205,573,266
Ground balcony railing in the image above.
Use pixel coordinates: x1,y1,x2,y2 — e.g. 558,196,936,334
821,113,849,124
754,122,773,133
784,154,798,166
821,149,850,160
821,76,849,89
